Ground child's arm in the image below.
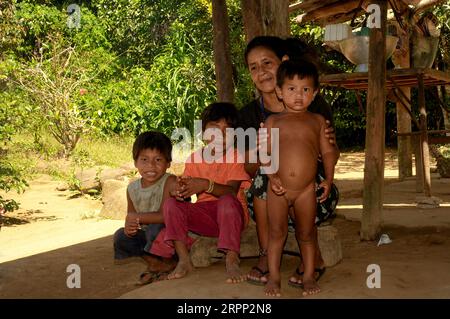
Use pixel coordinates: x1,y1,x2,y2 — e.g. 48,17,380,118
124,190,140,237
318,115,339,202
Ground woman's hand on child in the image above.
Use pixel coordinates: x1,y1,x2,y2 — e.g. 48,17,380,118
318,180,332,203
324,120,336,145
269,175,286,196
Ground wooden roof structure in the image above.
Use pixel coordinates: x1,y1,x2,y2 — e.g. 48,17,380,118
321,68,450,90
288,0,446,25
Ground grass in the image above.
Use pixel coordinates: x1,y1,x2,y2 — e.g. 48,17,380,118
5,131,134,181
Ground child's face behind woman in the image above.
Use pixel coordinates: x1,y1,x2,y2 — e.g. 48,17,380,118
246,46,281,94
135,148,170,187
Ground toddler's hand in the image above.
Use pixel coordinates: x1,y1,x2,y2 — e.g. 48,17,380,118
269,175,286,196
318,180,331,203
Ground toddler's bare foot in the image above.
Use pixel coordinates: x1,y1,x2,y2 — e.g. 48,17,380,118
225,251,246,283
264,278,281,297
302,277,320,296
167,260,193,280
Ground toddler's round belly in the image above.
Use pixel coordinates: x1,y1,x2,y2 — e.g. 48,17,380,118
277,153,317,191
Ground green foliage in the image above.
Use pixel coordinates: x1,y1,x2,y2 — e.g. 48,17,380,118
94,0,181,68
15,32,115,157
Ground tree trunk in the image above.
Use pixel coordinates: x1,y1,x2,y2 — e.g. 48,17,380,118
212,0,234,103
361,0,387,241
241,0,290,43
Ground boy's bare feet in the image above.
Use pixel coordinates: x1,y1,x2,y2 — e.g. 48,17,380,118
247,255,269,284
264,278,281,297
225,251,246,283
167,260,193,280
142,254,177,273
302,278,320,296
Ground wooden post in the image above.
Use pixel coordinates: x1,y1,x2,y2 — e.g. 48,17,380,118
241,0,290,42
212,0,234,103
393,25,413,180
361,0,387,241
418,74,432,196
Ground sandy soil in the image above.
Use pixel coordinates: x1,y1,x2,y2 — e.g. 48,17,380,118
1,151,449,299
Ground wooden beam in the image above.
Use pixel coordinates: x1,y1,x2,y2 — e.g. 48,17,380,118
361,0,387,241
296,0,361,23
288,1,304,13
414,0,446,14
212,0,234,102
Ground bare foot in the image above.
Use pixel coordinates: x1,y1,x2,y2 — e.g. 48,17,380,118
264,278,281,297
225,251,246,284
247,255,268,284
167,260,193,280
302,277,321,296
142,255,177,273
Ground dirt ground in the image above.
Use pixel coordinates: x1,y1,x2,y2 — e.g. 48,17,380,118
1,150,450,299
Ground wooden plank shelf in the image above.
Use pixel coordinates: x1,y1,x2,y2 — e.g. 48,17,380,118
320,68,450,90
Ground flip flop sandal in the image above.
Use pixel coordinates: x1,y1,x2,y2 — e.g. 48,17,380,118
288,267,326,289
136,270,159,286
136,270,170,286
288,268,304,288
247,266,269,286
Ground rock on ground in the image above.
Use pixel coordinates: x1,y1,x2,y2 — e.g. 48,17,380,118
99,180,128,220
190,221,343,268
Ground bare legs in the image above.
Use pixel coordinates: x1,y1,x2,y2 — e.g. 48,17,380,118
247,196,269,283
264,183,321,296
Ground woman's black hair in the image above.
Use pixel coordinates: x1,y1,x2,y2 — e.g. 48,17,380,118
283,37,320,67
132,131,172,162
201,102,238,131
244,35,285,65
